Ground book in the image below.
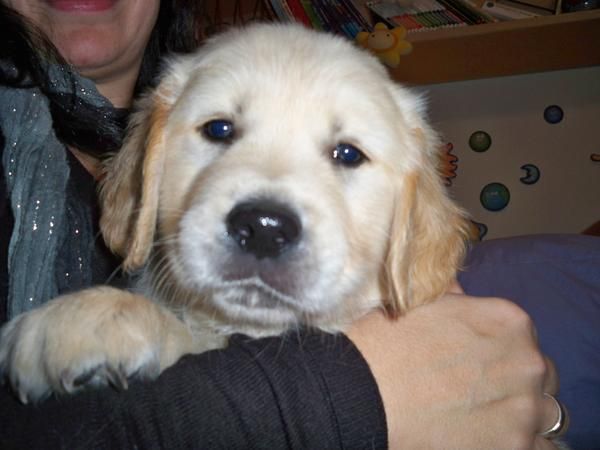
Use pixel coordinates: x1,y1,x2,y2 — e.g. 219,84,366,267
482,0,553,20
366,0,493,33
271,0,371,37
321,0,359,37
510,0,558,11
302,0,365,38
311,0,335,31
328,0,364,36
344,0,376,30
287,0,313,26
501,0,556,13
300,0,327,29
437,0,492,24
269,0,292,21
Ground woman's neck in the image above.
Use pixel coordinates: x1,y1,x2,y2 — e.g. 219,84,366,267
81,61,140,108
93,77,135,108
70,64,139,177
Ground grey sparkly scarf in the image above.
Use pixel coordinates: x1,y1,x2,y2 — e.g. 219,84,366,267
1,64,113,319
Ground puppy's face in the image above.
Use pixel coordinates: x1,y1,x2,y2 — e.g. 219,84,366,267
100,24,470,331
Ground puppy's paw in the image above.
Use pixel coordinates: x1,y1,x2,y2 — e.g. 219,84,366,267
0,287,191,403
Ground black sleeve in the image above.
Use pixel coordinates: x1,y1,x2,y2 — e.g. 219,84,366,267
0,332,388,450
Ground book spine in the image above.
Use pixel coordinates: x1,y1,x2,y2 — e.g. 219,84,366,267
341,0,374,31
509,0,557,11
499,0,554,14
300,0,326,29
482,0,545,20
437,0,482,24
367,0,483,32
280,0,296,20
287,0,313,26
311,0,334,31
457,0,496,22
328,0,362,37
269,0,292,21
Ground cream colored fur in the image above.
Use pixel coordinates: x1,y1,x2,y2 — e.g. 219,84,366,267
0,23,470,403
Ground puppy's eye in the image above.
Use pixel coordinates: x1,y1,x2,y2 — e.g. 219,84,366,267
202,119,235,141
332,143,366,167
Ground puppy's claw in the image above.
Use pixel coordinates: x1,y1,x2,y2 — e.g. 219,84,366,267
18,390,28,405
73,365,102,388
0,289,181,401
59,364,132,393
10,377,25,404
61,365,103,393
106,365,128,391
129,359,160,382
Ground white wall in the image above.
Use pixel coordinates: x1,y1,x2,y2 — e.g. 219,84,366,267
419,66,600,239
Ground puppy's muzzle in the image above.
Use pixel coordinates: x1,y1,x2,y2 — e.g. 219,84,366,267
226,200,301,259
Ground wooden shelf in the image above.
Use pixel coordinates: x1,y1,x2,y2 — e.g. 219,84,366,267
389,9,600,85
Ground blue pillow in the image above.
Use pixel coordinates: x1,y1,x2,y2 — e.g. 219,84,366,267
458,234,600,450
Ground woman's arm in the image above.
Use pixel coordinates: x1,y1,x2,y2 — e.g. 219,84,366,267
0,330,386,449
349,289,562,450
0,291,560,449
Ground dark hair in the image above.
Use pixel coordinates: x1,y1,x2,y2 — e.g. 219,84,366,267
136,0,200,96
0,1,200,157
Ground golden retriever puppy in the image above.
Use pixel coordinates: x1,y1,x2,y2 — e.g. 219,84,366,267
0,23,470,403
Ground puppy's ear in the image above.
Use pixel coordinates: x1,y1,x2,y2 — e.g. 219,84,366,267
99,89,171,272
380,90,471,316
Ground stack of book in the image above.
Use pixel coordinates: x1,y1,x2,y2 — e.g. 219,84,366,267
266,0,373,38
481,0,557,21
367,0,495,32
265,0,559,38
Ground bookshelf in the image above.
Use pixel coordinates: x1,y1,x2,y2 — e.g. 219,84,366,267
200,2,600,85
389,9,600,85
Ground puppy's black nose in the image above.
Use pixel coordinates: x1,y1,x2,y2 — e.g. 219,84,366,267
226,201,301,259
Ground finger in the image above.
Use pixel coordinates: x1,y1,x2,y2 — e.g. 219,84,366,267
537,356,564,439
542,356,559,394
533,437,561,450
447,280,464,295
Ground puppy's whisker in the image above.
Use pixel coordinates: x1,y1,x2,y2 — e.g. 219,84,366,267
149,256,185,304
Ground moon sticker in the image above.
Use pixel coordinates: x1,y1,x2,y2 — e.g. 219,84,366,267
520,164,541,185
471,220,488,240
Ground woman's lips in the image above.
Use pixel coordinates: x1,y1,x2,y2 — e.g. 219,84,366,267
45,0,118,12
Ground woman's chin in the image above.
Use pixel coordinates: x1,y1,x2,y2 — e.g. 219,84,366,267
54,30,120,74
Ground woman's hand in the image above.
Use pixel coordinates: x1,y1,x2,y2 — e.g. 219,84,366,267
347,284,562,450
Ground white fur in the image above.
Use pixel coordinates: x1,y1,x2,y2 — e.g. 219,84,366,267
0,24,470,402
